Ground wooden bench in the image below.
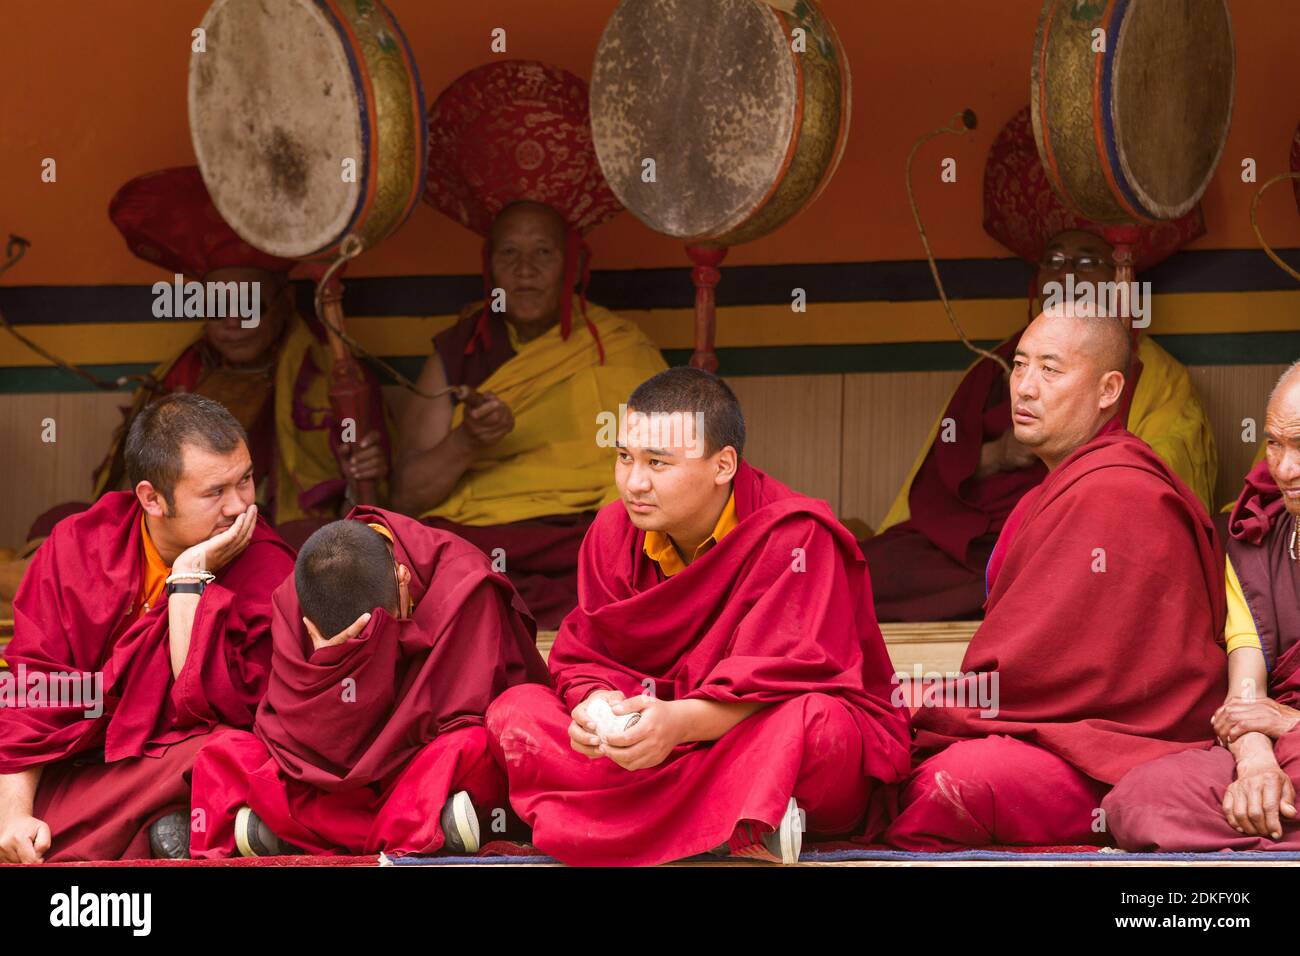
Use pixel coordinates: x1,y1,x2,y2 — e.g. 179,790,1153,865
535,621,978,676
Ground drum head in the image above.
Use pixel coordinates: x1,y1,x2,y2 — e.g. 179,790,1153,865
1112,0,1234,220
591,0,797,241
189,0,364,258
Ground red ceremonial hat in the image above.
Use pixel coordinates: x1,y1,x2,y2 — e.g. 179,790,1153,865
424,60,622,237
983,108,1205,273
109,166,295,279
424,61,622,362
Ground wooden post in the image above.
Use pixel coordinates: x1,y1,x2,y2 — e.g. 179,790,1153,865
686,244,727,373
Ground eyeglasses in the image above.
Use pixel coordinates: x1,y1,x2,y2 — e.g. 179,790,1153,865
1039,252,1114,274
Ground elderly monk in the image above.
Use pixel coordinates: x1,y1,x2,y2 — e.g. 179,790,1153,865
867,303,1226,850
0,394,294,863
393,61,666,629
860,108,1216,622
486,368,911,866
1102,363,1300,850
188,509,549,858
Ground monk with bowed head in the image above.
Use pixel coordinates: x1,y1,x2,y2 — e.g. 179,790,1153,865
487,367,911,866
187,508,549,858
0,394,294,863
869,303,1227,850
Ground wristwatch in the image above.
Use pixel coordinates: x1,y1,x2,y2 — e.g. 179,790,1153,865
165,580,207,597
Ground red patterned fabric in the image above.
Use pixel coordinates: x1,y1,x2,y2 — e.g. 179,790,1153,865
110,166,295,279
424,60,621,237
425,61,622,361
983,108,1205,271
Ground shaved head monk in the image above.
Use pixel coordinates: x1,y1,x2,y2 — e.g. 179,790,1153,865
402,62,667,629
860,108,1215,622
0,394,294,863
868,303,1227,850
188,508,549,858
1103,362,1300,850
485,367,911,865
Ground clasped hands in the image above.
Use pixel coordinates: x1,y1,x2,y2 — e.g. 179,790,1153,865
567,690,681,771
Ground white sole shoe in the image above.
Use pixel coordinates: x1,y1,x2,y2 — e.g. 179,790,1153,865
442,790,481,854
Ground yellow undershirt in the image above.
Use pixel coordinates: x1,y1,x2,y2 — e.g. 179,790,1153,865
643,491,738,577
1224,558,1264,656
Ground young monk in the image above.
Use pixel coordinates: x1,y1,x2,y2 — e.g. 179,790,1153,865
868,303,1227,850
1102,363,1300,850
0,394,294,863
486,367,912,865
188,508,549,858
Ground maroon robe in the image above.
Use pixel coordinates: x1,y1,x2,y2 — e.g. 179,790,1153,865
1,492,293,861
861,329,1142,622
189,507,550,857
486,461,912,866
421,312,594,629
1102,461,1300,851
872,423,1226,849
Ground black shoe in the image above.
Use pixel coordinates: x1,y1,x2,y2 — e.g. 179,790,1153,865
439,790,480,854
234,806,301,857
149,811,191,860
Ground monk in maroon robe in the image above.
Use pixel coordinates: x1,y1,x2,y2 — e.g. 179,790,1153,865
860,108,1212,622
188,507,549,858
868,304,1227,850
1102,366,1300,850
486,368,912,866
0,394,294,863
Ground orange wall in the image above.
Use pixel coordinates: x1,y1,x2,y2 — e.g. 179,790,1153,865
2,0,1298,287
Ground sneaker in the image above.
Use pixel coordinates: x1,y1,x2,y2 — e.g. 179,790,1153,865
713,797,803,864
148,811,191,860
440,790,481,854
234,806,301,857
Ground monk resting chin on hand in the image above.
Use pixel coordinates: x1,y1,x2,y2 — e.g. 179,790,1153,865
568,691,767,771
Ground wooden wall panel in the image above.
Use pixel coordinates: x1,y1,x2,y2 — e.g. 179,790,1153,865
840,370,965,529
0,392,125,546
1186,364,1286,509
724,375,844,513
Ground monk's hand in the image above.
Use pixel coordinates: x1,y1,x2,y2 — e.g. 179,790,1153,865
304,612,371,652
173,504,258,577
599,696,682,772
0,813,51,865
344,430,388,483
568,690,625,760
1212,696,1300,744
460,392,514,448
1221,758,1298,840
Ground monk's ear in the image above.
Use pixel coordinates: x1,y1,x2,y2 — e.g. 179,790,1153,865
715,446,738,485
1098,369,1125,411
396,563,411,586
135,480,168,518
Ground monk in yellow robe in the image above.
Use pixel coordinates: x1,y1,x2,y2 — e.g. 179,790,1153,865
21,167,389,550
858,108,1217,621
394,61,667,627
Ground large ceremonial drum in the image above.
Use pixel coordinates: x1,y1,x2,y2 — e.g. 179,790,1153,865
1031,0,1234,224
589,0,851,246
188,0,427,259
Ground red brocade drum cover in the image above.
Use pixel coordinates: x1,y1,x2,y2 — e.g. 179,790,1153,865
187,0,427,260
589,0,851,246
1030,0,1235,225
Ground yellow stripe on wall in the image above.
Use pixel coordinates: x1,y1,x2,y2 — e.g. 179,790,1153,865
1,290,1297,367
